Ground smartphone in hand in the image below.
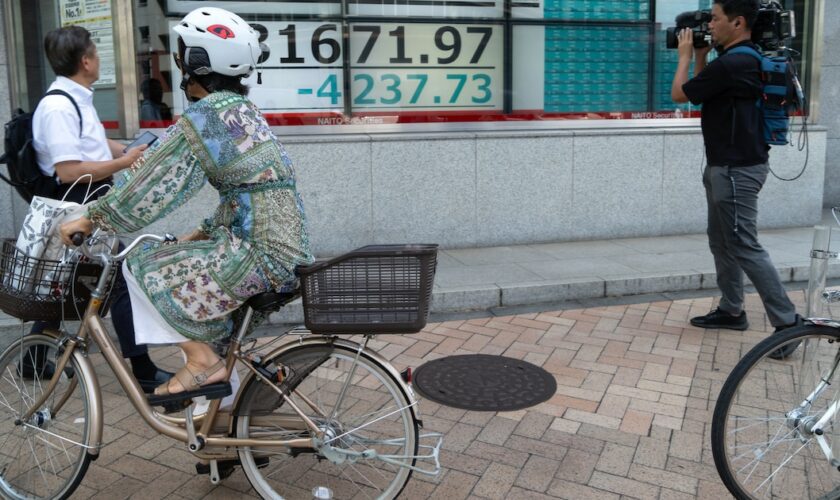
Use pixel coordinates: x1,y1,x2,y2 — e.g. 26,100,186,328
123,131,158,153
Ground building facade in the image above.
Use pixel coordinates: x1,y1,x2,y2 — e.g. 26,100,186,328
0,0,835,255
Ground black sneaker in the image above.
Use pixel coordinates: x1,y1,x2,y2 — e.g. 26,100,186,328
690,308,749,331
768,314,805,360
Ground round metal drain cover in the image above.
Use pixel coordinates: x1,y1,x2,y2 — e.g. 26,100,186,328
412,354,557,411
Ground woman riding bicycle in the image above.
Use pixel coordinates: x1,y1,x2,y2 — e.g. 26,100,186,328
60,7,313,401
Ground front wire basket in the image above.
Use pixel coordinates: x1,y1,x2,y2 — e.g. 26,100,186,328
0,239,116,322
296,244,438,334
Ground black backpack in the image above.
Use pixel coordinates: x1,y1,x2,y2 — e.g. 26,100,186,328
727,46,805,146
0,90,82,203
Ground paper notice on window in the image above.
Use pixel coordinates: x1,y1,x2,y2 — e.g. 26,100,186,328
58,0,116,87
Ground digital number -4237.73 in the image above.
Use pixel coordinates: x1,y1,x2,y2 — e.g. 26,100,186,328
313,73,493,105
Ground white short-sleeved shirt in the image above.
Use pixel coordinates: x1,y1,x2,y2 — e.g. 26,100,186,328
32,76,113,177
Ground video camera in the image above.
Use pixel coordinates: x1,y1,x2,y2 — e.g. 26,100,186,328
665,1,795,51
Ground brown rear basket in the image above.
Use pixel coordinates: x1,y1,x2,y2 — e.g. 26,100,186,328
296,244,438,334
0,239,115,322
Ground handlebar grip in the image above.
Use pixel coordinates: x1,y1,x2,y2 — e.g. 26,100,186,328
71,233,85,247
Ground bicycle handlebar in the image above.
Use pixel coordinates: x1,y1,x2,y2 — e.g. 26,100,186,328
72,232,176,264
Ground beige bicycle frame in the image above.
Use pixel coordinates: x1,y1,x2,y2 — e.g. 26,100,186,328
17,296,321,459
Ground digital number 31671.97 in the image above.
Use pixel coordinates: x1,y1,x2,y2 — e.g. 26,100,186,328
266,24,493,65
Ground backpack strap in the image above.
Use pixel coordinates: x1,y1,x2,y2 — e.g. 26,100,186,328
726,45,762,62
43,89,83,138
724,46,763,145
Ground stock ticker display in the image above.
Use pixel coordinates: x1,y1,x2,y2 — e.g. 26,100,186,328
156,0,705,123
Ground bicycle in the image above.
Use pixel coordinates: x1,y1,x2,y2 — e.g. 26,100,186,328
0,231,443,499
712,212,840,499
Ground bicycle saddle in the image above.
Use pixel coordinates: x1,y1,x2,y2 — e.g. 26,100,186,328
245,288,300,313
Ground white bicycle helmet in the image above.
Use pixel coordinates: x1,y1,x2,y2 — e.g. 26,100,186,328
173,7,268,79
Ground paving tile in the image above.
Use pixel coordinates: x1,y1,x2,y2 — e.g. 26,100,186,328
595,443,636,476
669,430,704,462
89,476,147,500
634,436,670,469
513,411,554,439
108,454,171,483
477,415,519,445
576,423,640,448
628,464,699,495
588,471,660,499
547,478,621,500
620,409,654,436
506,486,563,500
563,409,621,430
440,450,492,475
505,435,569,461
443,422,484,452
464,441,530,468
550,417,581,434
432,469,480,499
130,469,191,498
472,462,520,499
515,455,562,492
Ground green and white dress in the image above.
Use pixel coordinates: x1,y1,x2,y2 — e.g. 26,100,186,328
87,91,313,343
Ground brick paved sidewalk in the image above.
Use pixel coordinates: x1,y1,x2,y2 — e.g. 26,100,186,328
67,290,802,499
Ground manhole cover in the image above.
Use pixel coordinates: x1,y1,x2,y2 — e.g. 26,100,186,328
412,354,557,411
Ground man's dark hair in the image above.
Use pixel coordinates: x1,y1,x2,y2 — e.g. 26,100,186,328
43,26,95,77
714,0,760,29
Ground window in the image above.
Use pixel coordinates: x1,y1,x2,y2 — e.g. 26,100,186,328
131,0,811,128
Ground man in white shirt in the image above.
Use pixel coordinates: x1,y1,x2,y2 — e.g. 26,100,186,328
28,25,172,391
33,26,145,200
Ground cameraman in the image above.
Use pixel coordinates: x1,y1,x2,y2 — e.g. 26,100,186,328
671,0,801,357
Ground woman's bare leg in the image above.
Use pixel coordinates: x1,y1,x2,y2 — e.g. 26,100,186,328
157,341,227,394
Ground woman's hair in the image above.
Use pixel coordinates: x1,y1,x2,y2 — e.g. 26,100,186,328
192,73,249,97
44,26,95,77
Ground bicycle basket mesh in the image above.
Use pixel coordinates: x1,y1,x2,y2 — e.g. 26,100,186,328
0,239,115,322
297,244,437,334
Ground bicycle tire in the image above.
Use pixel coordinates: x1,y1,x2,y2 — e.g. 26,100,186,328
0,334,93,500
233,342,419,500
712,324,840,499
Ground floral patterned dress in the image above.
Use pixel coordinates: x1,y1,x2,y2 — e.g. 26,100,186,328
86,91,313,342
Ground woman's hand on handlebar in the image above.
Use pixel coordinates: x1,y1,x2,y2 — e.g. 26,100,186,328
60,216,94,246
177,228,209,242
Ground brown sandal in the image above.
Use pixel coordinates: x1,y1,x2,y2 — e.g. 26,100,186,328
147,360,231,406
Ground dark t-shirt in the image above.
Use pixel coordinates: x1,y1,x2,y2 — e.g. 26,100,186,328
682,41,769,167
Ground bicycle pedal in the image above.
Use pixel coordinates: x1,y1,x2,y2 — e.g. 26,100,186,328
196,461,234,479
147,382,232,407
161,400,190,414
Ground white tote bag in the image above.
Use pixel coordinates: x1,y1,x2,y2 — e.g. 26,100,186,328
11,176,106,293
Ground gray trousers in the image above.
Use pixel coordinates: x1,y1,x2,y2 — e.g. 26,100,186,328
703,163,796,327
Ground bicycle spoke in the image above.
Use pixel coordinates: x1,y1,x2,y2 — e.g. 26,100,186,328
713,328,840,499
0,337,91,499
236,345,418,499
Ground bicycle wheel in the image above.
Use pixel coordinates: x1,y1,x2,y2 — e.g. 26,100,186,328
0,334,92,500
712,324,840,499
234,342,419,500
